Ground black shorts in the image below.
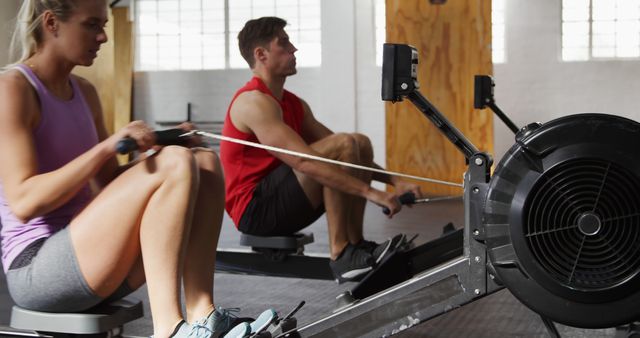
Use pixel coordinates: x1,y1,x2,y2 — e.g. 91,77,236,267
238,163,325,236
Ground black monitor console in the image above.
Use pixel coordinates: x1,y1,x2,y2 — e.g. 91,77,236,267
381,43,485,162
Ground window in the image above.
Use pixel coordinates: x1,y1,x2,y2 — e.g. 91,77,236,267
228,0,322,69
562,0,640,61
374,0,385,66
373,0,506,65
135,0,321,71
492,0,506,63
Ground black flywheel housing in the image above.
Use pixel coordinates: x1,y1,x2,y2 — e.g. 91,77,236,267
483,113,640,328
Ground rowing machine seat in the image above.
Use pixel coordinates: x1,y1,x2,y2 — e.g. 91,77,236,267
240,232,314,261
10,297,143,335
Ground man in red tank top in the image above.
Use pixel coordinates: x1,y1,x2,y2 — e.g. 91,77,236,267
221,17,423,283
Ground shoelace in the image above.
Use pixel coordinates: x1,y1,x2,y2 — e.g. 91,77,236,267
189,323,214,338
190,307,242,337
359,239,378,253
213,307,241,331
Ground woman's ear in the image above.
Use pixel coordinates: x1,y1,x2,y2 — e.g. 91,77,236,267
42,10,59,37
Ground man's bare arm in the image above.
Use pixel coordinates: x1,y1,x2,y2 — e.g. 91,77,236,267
229,91,401,214
299,98,332,144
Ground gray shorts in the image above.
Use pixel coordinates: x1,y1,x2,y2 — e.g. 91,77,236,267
6,227,133,312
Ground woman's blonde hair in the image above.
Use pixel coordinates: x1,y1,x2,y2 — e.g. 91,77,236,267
6,0,77,68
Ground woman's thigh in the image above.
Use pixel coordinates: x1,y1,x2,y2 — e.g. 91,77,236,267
68,146,195,297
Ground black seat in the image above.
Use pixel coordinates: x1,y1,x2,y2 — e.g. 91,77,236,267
240,232,314,250
240,232,314,259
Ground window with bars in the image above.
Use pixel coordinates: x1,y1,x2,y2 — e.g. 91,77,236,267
562,0,640,61
492,0,506,63
135,0,322,71
373,0,506,65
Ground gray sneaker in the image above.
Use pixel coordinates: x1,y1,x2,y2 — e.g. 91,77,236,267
191,307,252,338
222,322,250,338
151,320,190,338
329,243,375,283
358,234,406,264
249,309,277,335
221,309,276,338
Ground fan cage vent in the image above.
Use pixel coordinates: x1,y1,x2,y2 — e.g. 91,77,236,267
525,158,640,291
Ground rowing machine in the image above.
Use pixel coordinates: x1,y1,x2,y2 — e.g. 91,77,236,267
275,43,640,337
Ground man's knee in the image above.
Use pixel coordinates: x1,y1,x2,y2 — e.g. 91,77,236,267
351,133,374,161
321,133,373,164
329,133,359,159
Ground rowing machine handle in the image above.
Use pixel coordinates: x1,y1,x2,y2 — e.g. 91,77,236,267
116,128,189,154
382,192,416,215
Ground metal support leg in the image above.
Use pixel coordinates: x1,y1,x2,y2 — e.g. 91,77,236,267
540,315,561,338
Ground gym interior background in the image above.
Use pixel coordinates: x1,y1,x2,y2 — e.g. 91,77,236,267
1,0,640,336
2,0,638,173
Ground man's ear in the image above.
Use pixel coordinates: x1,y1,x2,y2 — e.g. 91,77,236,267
255,46,268,63
42,10,59,37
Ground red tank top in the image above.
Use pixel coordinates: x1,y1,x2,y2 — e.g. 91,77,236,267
221,77,305,226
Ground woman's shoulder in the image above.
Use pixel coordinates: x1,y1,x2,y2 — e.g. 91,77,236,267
0,68,40,126
0,67,32,92
0,68,39,111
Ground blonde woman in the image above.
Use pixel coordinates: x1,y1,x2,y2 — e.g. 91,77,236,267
0,1,260,337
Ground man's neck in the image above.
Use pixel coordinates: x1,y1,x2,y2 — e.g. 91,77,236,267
253,70,286,101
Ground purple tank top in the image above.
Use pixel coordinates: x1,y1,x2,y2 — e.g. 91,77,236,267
0,64,99,272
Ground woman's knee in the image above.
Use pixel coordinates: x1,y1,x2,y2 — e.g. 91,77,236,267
192,149,225,200
153,146,199,182
143,147,199,227
192,148,222,175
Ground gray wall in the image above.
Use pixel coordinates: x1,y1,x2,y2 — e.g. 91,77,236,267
493,0,640,160
128,0,640,165
0,1,20,67
3,1,638,164
133,1,387,173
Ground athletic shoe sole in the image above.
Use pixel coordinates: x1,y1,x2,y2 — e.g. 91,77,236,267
334,265,374,284
250,309,277,335
223,322,250,338
374,234,406,264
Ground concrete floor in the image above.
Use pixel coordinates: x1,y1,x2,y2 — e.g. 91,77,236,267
0,200,625,337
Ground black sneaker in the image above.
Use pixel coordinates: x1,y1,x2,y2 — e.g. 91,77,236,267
358,234,406,264
329,243,375,284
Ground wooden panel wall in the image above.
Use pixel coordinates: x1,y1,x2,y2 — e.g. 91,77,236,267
73,7,133,163
385,0,493,196
112,8,134,137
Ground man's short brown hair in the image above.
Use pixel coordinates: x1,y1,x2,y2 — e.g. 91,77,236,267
238,16,288,68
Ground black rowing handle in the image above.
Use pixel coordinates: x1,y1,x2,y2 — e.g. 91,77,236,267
116,129,189,154
382,192,416,215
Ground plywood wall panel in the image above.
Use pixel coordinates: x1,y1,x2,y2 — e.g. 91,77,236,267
385,0,493,196
112,7,133,138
